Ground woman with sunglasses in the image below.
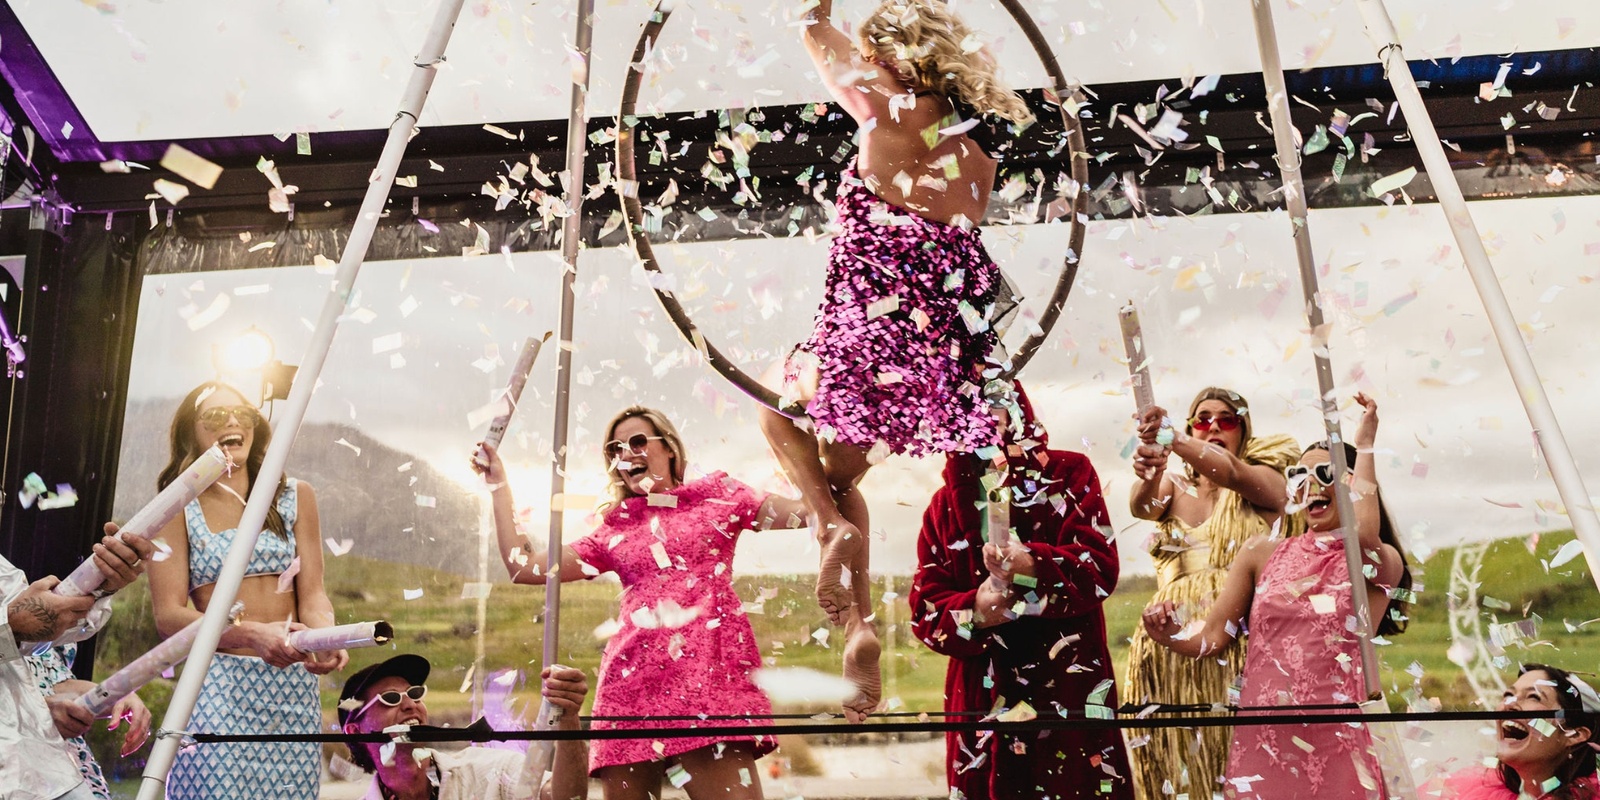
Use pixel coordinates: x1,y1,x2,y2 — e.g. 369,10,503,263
1142,392,1414,797
1122,387,1302,799
147,382,347,800
1436,663,1597,799
474,406,810,800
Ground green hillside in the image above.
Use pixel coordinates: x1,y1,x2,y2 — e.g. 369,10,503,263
85,530,1598,788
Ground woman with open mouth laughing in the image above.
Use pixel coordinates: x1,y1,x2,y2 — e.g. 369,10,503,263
1438,663,1598,799
1143,392,1414,798
147,381,347,800
475,405,811,800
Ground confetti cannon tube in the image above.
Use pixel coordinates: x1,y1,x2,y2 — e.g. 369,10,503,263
76,603,244,717
57,445,228,598
1354,0,1600,593
1117,303,1155,415
473,332,551,468
136,2,469,798
287,620,393,654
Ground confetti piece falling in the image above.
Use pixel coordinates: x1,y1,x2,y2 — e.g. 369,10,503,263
160,143,224,190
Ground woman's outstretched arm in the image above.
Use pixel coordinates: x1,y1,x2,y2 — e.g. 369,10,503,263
798,0,903,123
1142,536,1272,659
475,442,590,585
1137,405,1288,513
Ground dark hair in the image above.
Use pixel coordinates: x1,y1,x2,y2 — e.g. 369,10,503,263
1501,664,1598,799
1303,441,1412,637
157,382,289,539
345,726,378,772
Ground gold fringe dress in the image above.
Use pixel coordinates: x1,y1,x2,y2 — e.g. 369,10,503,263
1124,434,1302,800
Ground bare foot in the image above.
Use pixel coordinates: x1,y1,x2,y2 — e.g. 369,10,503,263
816,519,863,624
841,617,882,724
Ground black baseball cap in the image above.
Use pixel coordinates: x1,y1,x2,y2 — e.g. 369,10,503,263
338,653,431,726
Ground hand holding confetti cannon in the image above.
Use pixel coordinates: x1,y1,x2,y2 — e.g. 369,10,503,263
472,333,550,470
76,603,246,717
287,620,393,654
55,445,229,598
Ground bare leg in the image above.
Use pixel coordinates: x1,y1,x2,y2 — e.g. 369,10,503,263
758,361,865,624
821,440,881,723
673,742,765,800
596,761,664,800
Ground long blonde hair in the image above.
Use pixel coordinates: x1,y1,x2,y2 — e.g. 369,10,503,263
857,0,1035,127
600,406,689,507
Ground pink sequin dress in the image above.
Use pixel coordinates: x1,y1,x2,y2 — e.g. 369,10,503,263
794,159,1004,457
1225,533,1386,798
567,473,778,772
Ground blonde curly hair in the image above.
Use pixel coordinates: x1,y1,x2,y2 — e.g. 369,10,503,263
857,0,1035,127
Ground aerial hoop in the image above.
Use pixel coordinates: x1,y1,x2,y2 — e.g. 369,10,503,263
616,0,1090,417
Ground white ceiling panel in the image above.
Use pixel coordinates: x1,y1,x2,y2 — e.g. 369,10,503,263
12,0,1600,142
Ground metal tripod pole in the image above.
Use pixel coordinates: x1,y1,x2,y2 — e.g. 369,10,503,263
1355,0,1600,593
524,0,597,785
136,1,468,796
1246,0,1382,697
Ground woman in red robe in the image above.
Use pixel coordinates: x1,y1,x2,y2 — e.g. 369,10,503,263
909,388,1133,800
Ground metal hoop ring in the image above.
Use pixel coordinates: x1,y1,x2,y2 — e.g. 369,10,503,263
615,0,1090,417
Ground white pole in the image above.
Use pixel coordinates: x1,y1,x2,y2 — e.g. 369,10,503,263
136,1,468,796
1353,0,1600,593
1245,0,1382,698
525,0,597,785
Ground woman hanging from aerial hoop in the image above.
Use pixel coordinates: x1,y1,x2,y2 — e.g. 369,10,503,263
760,0,1035,722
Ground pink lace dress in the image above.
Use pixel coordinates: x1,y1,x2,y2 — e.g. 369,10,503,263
1225,533,1386,798
567,473,778,772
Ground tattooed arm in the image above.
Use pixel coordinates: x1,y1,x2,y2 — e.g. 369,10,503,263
7,576,97,644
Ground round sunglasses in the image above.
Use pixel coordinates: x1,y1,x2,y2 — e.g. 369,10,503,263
603,433,664,461
352,684,427,720
198,404,261,431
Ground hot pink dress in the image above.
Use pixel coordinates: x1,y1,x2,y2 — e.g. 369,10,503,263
1440,767,1599,798
567,472,778,772
1225,533,1386,798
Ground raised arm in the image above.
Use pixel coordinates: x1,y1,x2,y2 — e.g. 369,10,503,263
1138,406,1287,512
798,0,904,124
1350,393,1383,555
1141,536,1271,659
476,443,592,585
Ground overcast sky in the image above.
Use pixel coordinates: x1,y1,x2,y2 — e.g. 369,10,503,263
117,190,1600,577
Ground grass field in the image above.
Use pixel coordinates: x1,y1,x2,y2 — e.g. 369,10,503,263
87,529,1597,790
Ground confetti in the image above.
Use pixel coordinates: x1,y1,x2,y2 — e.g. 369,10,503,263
160,143,223,189
1368,167,1417,198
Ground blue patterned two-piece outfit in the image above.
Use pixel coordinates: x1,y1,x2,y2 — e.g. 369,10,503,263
166,478,322,800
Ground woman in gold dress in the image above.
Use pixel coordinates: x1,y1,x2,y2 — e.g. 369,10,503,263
1124,387,1300,800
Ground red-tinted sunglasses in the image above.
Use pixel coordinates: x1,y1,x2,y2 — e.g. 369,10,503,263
1188,414,1241,433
